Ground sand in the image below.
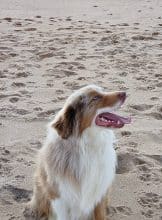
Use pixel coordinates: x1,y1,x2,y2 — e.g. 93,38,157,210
0,0,162,219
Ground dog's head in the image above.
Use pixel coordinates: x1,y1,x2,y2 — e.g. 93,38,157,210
52,85,131,139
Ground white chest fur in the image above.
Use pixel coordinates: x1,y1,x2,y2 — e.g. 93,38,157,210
51,127,117,220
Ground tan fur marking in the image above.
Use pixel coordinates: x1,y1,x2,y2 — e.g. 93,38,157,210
53,105,76,139
79,112,95,134
94,192,109,220
100,93,120,108
29,165,59,219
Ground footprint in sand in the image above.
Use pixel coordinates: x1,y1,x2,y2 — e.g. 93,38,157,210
14,29,22,32
139,171,160,183
116,151,161,178
63,70,77,76
35,15,41,18
9,97,19,103
121,130,132,137
9,52,17,57
116,152,145,174
30,141,42,149
44,70,63,78
128,141,138,148
118,23,129,26
132,35,155,41
155,73,162,78
0,157,10,163
24,19,34,22
97,35,119,46
77,76,86,80
0,185,32,203
126,142,138,153
24,28,37,31
119,72,128,77
37,109,56,118
37,51,55,60
33,107,43,111
16,72,30,78
138,192,162,214
56,61,86,71
3,17,12,22
147,112,162,120
12,82,26,87
137,153,162,183
46,82,54,87
14,22,22,27
150,96,159,101
145,154,162,165
63,81,81,90
130,104,153,111
15,109,29,115
57,96,66,101
55,89,64,95
0,52,11,61
15,175,25,180
156,82,162,88
108,206,133,217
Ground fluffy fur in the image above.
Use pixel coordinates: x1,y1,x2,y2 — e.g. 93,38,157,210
26,85,125,220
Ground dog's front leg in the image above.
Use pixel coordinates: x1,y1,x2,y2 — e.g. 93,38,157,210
93,195,108,220
52,199,70,220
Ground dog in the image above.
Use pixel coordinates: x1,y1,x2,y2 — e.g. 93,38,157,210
25,85,131,220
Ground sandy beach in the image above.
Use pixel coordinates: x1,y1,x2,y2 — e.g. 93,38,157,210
0,0,162,219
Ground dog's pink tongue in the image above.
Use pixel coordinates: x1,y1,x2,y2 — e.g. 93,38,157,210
116,115,131,124
96,112,131,128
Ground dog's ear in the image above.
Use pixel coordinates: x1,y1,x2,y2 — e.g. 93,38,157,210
53,106,76,139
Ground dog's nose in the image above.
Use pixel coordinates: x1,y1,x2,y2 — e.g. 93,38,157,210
118,92,126,102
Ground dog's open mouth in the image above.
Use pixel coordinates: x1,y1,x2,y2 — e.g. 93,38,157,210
95,112,131,128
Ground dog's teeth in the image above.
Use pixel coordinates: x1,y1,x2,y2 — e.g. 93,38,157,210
101,117,107,122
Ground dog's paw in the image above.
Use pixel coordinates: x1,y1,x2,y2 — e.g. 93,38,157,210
23,202,38,219
23,202,48,220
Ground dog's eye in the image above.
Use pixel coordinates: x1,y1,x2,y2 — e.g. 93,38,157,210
92,95,101,101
